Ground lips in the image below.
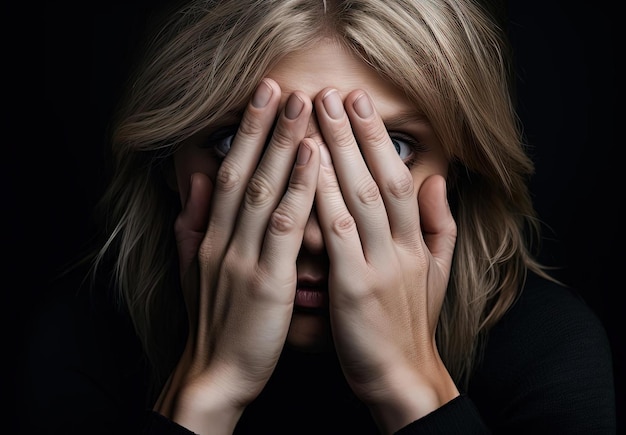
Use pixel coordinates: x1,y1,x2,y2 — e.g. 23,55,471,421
294,278,329,311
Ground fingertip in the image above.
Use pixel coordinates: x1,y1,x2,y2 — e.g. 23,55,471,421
294,140,321,180
302,136,320,150
250,77,282,110
262,77,283,101
350,91,374,119
290,89,313,108
419,174,454,230
419,174,447,203
186,172,213,210
296,140,313,166
261,76,280,92
316,86,338,103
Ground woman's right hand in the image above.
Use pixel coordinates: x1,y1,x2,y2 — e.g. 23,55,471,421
155,79,320,434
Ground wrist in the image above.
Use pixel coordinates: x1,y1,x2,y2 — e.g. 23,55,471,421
171,379,246,435
366,361,459,435
166,358,256,435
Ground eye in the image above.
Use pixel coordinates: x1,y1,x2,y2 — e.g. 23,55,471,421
199,125,238,158
391,136,412,160
389,132,426,163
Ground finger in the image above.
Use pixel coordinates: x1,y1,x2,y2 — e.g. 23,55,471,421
315,144,366,275
344,90,422,250
174,172,213,279
418,175,457,272
315,88,393,262
259,138,320,278
173,172,213,327
231,91,312,255
203,78,282,252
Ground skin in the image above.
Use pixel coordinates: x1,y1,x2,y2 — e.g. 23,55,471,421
158,39,459,434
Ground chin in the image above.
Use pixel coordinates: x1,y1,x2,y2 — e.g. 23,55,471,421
286,311,334,353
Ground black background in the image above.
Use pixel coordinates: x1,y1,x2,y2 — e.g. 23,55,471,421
14,0,624,431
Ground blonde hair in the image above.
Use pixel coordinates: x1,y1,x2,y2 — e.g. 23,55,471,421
90,0,554,389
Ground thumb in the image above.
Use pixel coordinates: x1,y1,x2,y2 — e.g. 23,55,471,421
418,175,457,272
174,172,213,279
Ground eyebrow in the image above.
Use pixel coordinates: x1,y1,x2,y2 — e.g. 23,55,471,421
382,111,429,130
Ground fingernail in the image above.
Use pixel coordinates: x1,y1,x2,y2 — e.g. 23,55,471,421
252,79,273,108
296,141,312,165
322,90,344,119
285,93,304,119
320,144,333,167
353,93,373,118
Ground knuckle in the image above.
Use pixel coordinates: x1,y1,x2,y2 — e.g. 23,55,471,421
197,243,210,263
269,125,295,150
220,249,245,278
216,160,242,192
268,210,298,235
198,241,217,268
331,211,357,237
238,113,264,137
356,178,381,205
197,229,225,266
415,253,429,271
332,125,357,148
287,171,311,194
362,125,390,150
244,174,274,207
221,248,238,267
386,171,414,200
318,171,341,194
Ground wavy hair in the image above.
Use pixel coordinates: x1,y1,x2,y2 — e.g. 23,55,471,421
89,0,554,389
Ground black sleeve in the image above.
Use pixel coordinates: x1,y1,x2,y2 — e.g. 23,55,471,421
395,274,616,434
143,411,198,435
467,274,617,434
18,272,614,434
394,395,489,434
18,267,205,435
18,272,152,434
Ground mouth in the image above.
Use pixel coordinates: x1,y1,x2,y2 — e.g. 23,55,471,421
294,278,329,314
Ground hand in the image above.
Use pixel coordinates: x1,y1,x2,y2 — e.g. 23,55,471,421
313,88,459,434
156,79,320,434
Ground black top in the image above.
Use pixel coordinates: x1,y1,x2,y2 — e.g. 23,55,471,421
17,270,616,434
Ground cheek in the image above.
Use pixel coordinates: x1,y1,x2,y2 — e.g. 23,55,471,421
173,145,221,205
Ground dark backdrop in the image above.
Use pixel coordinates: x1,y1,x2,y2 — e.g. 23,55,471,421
16,0,622,431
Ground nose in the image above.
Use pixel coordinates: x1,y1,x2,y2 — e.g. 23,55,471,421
302,207,325,255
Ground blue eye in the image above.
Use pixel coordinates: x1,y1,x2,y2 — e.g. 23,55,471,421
200,125,238,158
390,135,414,161
214,133,235,158
387,132,429,166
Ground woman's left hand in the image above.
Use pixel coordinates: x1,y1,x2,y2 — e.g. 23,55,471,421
313,88,459,434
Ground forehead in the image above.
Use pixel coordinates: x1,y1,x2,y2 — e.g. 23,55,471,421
266,39,414,117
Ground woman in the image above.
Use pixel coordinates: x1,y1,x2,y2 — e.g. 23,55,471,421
25,0,615,433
